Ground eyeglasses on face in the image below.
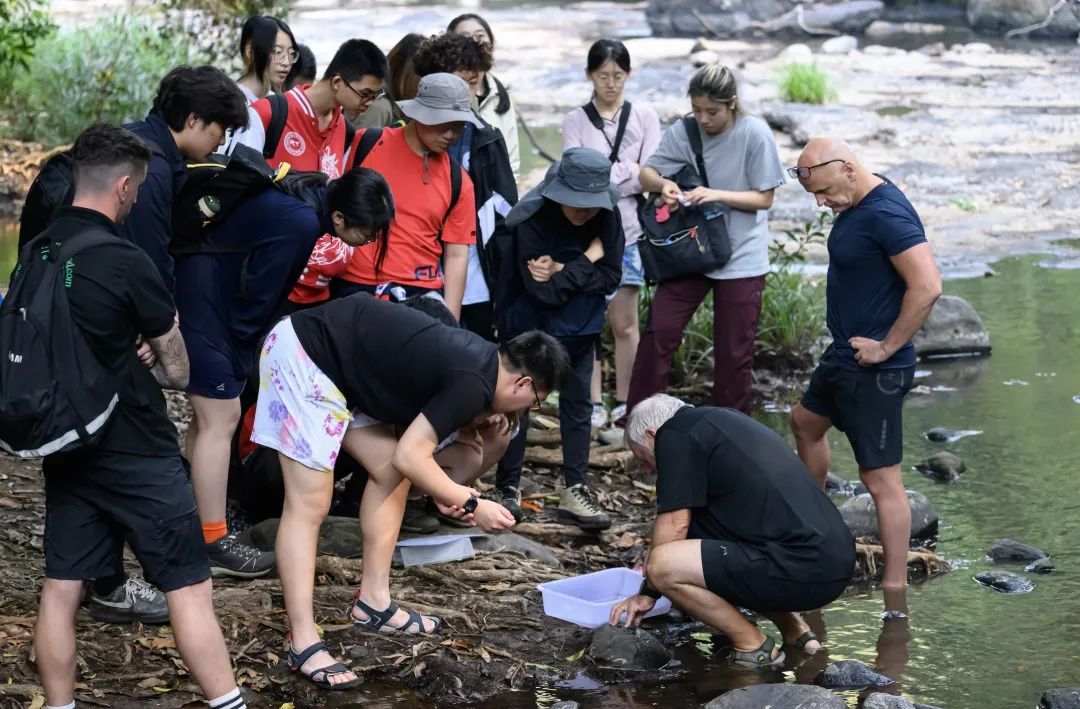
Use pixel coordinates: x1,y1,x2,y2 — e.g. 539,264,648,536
593,73,628,86
339,78,384,104
787,159,845,180
271,47,299,64
526,378,543,412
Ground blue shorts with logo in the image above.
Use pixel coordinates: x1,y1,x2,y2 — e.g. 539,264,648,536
182,326,250,400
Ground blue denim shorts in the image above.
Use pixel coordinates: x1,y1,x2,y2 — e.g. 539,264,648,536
619,242,645,289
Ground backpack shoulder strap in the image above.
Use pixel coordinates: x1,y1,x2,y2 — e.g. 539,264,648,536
352,127,383,168
55,228,125,262
609,101,632,164
440,158,463,235
264,93,289,159
581,102,604,131
344,120,357,158
682,115,709,188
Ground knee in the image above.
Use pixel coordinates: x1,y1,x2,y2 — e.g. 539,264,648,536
645,547,679,591
859,468,905,499
609,312,639,341
286,486,333,522
789,407,820,442
41,578,86,607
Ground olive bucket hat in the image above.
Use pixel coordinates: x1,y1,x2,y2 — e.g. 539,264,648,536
506,147,619,227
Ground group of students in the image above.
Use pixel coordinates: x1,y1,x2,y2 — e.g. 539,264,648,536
12,10,924,707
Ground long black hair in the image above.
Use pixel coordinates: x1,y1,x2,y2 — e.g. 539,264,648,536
328,167,395,276
586,39,631,74
239,15,297,87
447,13,511,115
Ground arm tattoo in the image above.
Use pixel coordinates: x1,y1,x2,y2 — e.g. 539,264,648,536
146,325,190,390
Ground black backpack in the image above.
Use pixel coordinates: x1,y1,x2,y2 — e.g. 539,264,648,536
18,141,167,249
0,230,122,458
581,101,633,164
263,93,357,161
170,143,291,253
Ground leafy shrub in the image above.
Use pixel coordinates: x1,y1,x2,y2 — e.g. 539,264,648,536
778,62,835,104
0,0,55,92
160,0,294,71
5,14,205,147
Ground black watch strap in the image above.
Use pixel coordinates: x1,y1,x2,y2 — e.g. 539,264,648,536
462,495,479,514
639,577,662,600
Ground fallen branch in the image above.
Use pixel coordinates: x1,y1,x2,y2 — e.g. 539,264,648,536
1004,0,1069,39
315,556,364,584
524,444,633,469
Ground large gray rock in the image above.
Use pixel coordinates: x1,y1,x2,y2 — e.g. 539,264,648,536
1041,688,1080,708
973,570,1035,593
705,684,846,708
817,659,894,688
916,452,966,483
988,538,1048,562
839,491,939,540
913,295,991,358
248,515,362,557
646,0,883,38
864,694,917,709
588,624,672,670
968,0,1080,39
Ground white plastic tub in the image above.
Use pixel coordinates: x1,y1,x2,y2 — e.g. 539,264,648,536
537,568,673,628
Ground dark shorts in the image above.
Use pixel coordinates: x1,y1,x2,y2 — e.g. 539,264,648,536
700,540,848,613
183,327,248,400
800,360,916,470
43,451,210,593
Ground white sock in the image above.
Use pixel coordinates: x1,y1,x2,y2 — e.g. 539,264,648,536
47,703,76,709
207,687,245,709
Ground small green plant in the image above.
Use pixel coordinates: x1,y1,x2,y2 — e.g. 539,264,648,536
948,197,977,212
5,14,207,146
778,62,835,105
0,0,56,91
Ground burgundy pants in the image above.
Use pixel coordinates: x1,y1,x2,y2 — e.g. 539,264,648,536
627,274,765,414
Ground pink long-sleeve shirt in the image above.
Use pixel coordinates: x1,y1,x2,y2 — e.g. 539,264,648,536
562,100,662,245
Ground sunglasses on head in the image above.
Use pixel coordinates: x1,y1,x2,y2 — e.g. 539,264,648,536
787,158,845,180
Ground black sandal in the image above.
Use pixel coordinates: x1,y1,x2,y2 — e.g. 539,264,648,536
350,594,443,635
288,640,361,691
794,631,820,652
730,635,786,669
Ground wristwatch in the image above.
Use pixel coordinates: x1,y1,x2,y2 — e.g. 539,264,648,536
638,577,662,600
462,495,479,514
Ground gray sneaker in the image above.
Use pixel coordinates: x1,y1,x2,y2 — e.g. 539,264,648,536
207,534,276,578
88,577,169,625
496,486,523,522
558,484,611,531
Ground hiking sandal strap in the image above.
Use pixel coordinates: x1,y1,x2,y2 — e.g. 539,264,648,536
731,636,784,667
351,595,399,631
795,631,818,650
307,661,354,685
397,608,444,634
289,640,330,670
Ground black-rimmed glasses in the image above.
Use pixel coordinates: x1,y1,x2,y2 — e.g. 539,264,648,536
787,159,845,179
339,79,384,105
529,380,543,412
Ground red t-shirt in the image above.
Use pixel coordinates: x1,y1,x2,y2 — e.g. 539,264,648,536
251,85,352,178
341,127,476,289
289,234,355,304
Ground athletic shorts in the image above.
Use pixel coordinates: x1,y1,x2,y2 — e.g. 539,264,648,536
800,360,916,470
43,451,209,593
251,318,455,473
183,327,249,400
699,540,848,613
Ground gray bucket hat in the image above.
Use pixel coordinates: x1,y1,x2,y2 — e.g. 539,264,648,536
398,73,483,127
507,147,619,227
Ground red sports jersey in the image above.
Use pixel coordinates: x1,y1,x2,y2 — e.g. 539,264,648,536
288,234,355,305
251,85,352,178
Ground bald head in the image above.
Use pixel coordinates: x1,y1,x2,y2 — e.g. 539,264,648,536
798,136,857,169
792,136,880,214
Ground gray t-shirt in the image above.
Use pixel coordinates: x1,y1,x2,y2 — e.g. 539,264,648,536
646,115,785,280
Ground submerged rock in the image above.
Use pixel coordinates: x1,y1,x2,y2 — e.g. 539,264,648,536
988,538,1048,563
839,491,938,540
705,684,845,708
1041,688,1080,708
864,694,917,709
924,426,951,442
588,624,671,670
973,570,1035,594
817,659,894,689
1027,558,1056,574
916,452,966,483
913,295,991,358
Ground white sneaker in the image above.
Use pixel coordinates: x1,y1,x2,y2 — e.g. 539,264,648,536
610,403,627,425
590,403,609,429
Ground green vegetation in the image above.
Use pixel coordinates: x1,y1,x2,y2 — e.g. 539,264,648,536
778,62,836,104
949,197,977,212
160,0,294,70
0,0,56,91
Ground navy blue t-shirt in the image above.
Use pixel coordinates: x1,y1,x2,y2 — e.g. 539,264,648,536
824,178,926,370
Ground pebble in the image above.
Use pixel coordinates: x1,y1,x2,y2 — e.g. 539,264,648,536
817,659,894,689
1027,558,1055,574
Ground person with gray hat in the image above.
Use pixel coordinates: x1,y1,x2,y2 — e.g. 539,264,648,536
335,73,481,319
490,147,624,530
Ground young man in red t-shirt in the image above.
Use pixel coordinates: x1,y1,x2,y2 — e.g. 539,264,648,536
334,73,479,320
237,39,387,178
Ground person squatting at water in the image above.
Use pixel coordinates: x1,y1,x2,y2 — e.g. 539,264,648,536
788,137,942,592
251,293,569,688
611,395,855,668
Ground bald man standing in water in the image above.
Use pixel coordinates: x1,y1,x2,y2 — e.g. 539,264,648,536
788,138,942,590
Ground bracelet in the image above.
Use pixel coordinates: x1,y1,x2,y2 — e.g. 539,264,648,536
638,577,662,600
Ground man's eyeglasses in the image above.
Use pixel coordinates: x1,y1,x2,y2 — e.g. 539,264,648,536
528,379,543,412
339,79,384,105
271,47,300,65
787,159,845,180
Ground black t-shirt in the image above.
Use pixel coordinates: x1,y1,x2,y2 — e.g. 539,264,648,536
655,407,854,582
290,294,500,441
45,207,180,456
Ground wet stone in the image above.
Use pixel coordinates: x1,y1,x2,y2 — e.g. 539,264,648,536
1027,558,1056,574
705,683,845,708
825,471,854,494
839,491,938,540
550,702,580,709
816,659,894,689
588,624,671,671
1041,688,1080,708
916,452,966,483
865,694,917,709
925,426,951,442
989,538,1048,562
973,570,1034,594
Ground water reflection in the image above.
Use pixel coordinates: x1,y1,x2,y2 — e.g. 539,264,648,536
869,588,911,699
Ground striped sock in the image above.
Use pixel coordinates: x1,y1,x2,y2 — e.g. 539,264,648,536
207,687,245,709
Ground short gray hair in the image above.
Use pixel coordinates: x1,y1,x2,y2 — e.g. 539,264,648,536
625,394,690,447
